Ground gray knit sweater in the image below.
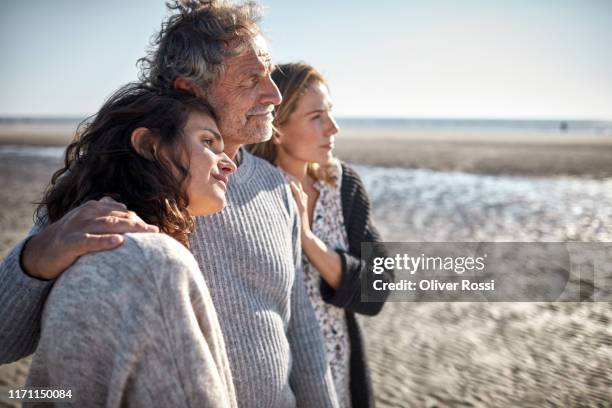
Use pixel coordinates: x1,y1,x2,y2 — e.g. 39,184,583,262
190,151,337,407
0,150,338,408
26,233,237,408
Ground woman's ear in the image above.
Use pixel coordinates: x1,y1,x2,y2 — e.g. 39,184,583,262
130,127,158,160
272,129,283,145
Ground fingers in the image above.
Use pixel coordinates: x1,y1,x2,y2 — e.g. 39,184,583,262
289,182,301,201
287,176,303,191
287,175,308,198
290,181,307,199
106,211,159,232
289,180,302,193
107,210,136,219
289,182,309,220
76,233,125,255
98,196,128,210
68,199,127,220
289,182,304,199
99,196,118,203
67,198,159,233
90,216,159,234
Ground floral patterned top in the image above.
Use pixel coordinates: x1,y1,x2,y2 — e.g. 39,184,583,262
283,161,352,408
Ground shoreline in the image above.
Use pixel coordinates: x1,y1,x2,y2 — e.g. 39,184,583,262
2,126,612,179
334,128,612,179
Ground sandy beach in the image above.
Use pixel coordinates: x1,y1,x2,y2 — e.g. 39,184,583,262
1,126,612,407
2,122,612,177
334,128,612,179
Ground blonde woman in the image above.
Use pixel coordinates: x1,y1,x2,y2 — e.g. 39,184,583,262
248,62,392,408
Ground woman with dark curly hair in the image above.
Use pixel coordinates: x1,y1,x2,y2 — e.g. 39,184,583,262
25,83,237,407
248,63,392,408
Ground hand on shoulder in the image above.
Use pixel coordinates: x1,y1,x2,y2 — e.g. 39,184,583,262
22,197,159,280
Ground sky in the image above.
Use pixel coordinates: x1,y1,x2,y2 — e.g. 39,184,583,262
1,0,611,120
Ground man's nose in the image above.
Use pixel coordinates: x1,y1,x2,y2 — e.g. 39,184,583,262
260,76,282,106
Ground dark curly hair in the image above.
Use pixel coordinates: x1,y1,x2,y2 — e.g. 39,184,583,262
36,82,216,247
138,0,262,91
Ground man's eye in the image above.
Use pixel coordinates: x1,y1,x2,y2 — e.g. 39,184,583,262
201,139,213,146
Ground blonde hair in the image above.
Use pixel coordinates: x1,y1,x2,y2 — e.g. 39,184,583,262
247,62,338,185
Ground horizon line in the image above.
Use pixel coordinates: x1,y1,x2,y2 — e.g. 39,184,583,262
1,115,611,123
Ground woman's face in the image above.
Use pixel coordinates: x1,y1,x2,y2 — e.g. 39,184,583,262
276,81,340,164
180,111,236,216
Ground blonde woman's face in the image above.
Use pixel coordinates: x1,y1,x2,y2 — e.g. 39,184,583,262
275,81,340,164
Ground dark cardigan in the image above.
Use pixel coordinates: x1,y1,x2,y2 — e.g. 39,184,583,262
319,162,393,408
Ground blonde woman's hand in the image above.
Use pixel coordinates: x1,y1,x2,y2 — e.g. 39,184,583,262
288,176,343,290
287,178,312,237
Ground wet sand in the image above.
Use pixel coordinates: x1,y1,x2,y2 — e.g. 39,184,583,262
352,164,612,407
334,128,612,178
1,128,612,407
2,123,612,178
0,155,60,408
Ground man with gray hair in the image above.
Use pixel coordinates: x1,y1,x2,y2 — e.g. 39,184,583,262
0,1,339,406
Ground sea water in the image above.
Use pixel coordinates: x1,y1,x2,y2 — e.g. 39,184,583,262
353,164,612,242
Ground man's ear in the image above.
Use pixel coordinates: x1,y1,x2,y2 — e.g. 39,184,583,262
174,77,205,98
130,127,158,160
